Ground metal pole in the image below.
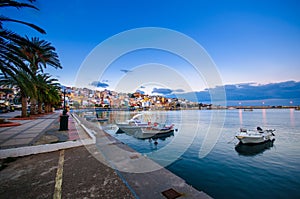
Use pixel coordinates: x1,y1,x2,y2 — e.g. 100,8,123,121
63,89,66,115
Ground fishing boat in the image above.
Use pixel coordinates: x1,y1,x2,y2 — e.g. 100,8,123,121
141,123,174,135
236,127,275,144
116,113,174,137
134,128,174,139
116,113,149,131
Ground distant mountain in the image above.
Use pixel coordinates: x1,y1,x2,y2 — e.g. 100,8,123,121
165,81,300,102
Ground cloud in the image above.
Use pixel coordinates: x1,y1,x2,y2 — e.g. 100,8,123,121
151,88,186,95
120,69,132,73
173,89,185,93
152,88,173,95
90,81,109,88
174,81,300,102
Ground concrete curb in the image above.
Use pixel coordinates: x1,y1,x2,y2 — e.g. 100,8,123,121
0,114,96,159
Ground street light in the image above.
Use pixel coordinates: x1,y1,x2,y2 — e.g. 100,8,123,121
62,88,67,115
59,86,69,131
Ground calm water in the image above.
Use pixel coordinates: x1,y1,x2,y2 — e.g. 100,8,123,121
94,109,300,199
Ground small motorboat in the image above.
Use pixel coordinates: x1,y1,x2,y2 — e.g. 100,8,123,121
236,127,275,144
95,113,108,122
132,124,174,139
141,123,174,135
116,113,174,137
116,113,149,130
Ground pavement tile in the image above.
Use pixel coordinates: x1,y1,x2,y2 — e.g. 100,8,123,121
14,133,38,139
1,138,33,147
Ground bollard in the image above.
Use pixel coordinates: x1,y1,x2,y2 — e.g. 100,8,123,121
59,114,69,131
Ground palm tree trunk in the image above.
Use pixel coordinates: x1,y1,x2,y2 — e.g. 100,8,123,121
44,103,49,113
38,101,43,114
30,98,37,115
21,96,27,118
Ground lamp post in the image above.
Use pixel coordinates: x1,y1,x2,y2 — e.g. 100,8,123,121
59,86,69,131
63,88,67,115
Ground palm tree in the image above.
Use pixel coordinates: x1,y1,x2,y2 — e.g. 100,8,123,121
0,68,36,117
0,0,46,33
44,84,61,113
0,1,62,116
0,0,46,77
0,30,31,77
18,37,61,114
20,37,62,73
35,73,60,114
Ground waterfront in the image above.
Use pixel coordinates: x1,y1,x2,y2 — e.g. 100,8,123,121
94,109,300,199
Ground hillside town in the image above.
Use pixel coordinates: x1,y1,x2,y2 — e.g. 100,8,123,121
0,86,200,112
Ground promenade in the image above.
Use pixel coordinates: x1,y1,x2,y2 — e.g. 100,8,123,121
0,111,211,199
0,111,60,149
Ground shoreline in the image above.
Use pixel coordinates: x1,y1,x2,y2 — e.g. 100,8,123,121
70,105,300,112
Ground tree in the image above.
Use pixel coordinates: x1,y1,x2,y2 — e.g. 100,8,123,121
0,0,62,116
18,37,61,114
0,0,46,77
35,73,60,114
0,68,36,117
0,0,46,33
44,84,60,113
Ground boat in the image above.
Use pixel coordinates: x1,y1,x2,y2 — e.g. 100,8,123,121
134,128,174,139
235,127,275,144
140,123,174,138
116,113,149,130
244,108,253,111
95,113,108,122
97,118,109,122
116,113,174,138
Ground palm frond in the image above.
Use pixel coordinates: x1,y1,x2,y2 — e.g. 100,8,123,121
0,16,46,34
0,0,38,10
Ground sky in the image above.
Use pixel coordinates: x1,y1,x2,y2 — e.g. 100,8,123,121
2,0,300,95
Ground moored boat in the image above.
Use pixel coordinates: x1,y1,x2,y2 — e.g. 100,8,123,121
236,127,275,144
116,113,149,131
116,113,174,137
141,123,174,135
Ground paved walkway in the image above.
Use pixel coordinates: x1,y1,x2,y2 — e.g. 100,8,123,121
0,111,85,149
0,146,135,199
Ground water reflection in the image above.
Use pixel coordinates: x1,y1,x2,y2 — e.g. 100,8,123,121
239,109,243,125
235,140,275,156
290,108,295,127
262,109,267,125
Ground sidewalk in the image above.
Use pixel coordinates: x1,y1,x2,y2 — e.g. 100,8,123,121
0,111,87,149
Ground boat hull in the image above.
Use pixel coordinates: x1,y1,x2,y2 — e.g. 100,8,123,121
236,130,275,144
237,135,274,144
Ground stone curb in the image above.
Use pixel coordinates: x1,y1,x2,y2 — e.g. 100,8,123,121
0,114,96,159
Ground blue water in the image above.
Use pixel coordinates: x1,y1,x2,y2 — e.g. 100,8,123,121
95,109,300,199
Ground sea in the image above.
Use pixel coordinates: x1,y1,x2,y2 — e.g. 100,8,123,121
90,108,300,199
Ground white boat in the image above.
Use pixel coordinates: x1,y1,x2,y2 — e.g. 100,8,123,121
236,127,275,144
141,123,174,134
116,113,149,130
116,113,174,137
131,124,174,139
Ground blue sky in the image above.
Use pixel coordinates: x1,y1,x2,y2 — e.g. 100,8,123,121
2,0,300,93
